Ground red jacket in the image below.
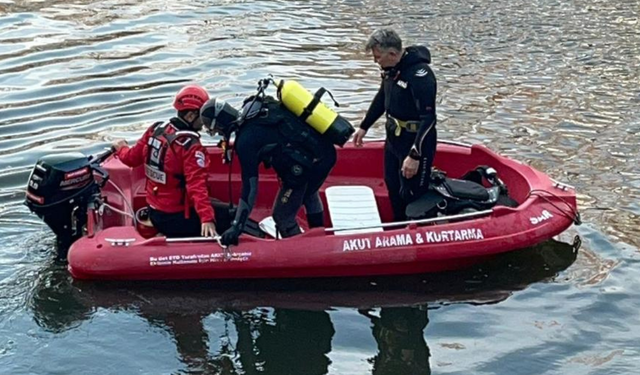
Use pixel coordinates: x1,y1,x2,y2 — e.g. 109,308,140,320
116,118,214,223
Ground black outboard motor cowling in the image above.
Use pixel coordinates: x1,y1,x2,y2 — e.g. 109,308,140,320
25,153,99,257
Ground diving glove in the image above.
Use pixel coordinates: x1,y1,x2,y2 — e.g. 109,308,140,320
220,224,242,246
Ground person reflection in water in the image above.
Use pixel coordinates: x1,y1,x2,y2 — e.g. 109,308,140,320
252,309,336,375
145,310,247,374
119,307,336,375
360,305,431,375
148,312,216,371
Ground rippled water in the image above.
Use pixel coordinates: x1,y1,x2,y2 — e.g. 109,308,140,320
0,0,638,374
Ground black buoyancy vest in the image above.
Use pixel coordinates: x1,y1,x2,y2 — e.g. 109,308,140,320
242,96,324,160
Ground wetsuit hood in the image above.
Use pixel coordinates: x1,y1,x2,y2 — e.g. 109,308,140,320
381,45,432,78
396,45,431,70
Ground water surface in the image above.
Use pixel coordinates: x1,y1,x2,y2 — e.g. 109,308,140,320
1,0,638,374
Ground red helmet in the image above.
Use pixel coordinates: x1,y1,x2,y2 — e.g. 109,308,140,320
173,84,210,111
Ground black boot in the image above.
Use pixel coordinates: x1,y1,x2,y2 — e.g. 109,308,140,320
306,211,325,228
278,224,302,238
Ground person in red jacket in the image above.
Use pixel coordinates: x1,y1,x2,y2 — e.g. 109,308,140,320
111,84,217,238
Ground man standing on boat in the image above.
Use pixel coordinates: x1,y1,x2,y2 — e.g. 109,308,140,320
353,28,437,221
111,84,217,238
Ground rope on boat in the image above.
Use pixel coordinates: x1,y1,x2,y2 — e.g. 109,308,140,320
100,180,231,257
103,179,138,226
529,189,582,225
101,202,135,221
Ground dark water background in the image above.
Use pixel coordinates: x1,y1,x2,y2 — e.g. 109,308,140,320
0,0,638,374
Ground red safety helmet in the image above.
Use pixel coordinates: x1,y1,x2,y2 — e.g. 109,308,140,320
173,84,210,111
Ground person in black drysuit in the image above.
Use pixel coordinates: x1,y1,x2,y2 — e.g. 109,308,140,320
353,28,437,222
200,94,337,245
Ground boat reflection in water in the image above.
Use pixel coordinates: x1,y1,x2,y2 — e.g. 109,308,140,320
29,237,579,374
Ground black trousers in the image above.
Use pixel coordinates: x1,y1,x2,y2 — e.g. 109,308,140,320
148,199,234,238
384,126,437,222
149,207,201,238
272,143,337,237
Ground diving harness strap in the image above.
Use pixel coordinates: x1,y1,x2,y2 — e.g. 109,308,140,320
298,87,340,122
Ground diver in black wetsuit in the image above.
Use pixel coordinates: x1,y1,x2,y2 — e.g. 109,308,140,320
200,91,336,246
353,28,437,221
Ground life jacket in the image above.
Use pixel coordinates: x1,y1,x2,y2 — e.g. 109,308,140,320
144,121,200,190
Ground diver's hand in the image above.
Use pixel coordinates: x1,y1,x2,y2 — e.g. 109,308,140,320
220,225,241,246
353,128,367,147
201,222,217,238
112,139,128,151
401,156,419,179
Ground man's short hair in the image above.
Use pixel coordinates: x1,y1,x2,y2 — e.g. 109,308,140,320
365,28,403,52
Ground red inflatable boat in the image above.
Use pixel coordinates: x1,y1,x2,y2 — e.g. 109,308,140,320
26,140,580,280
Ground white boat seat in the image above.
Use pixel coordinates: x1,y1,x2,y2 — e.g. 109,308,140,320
325,185,383,235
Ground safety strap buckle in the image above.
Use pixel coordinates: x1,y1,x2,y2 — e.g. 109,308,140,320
388,115,419,136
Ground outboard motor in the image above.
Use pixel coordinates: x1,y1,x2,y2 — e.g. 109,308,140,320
24,150,112,258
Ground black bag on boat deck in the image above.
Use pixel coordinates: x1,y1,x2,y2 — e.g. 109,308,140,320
405,166,518,220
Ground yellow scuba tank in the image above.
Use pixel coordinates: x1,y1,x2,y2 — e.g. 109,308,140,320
277,79,355,146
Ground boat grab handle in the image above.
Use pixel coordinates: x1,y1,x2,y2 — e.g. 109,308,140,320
357,137,473,148
325,209,493,233
165,236,232,260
